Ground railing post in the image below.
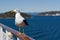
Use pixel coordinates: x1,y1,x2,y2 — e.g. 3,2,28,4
17,37,20,40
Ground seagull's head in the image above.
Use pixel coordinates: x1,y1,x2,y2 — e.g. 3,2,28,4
11,9,20,13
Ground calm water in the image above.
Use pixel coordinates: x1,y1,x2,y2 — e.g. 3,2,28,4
0,16,60,40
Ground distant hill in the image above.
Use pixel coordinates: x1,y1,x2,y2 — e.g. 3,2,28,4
0,11,31,18
37,11,60,16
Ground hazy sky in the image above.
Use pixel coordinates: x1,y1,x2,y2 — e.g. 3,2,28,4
0,0,60,12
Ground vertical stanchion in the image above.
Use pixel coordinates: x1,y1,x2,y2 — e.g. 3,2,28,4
17,37,20,40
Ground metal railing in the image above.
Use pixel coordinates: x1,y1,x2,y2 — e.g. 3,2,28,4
0,23,35,40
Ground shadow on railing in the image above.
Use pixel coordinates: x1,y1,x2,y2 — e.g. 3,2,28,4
0,23,35,40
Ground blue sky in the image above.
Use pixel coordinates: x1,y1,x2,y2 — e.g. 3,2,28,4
0,0,60,12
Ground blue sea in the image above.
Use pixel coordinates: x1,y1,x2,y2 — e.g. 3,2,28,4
0,16,60,40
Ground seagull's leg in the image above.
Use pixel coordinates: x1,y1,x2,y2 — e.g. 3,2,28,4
23,28,24,34
18,27,20,32
22,27,24,34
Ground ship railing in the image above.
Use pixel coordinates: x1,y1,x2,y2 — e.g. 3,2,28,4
0,23,35,40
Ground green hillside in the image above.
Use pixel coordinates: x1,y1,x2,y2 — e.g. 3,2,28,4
0,11,31,18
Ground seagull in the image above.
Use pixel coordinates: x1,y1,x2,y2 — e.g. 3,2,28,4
11,9,28,34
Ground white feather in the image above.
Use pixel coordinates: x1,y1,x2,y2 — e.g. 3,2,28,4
15,12,24,24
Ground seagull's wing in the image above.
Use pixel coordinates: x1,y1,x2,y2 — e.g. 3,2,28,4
0,11,31,18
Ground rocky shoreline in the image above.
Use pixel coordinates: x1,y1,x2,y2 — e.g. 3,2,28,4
37,11,60,16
